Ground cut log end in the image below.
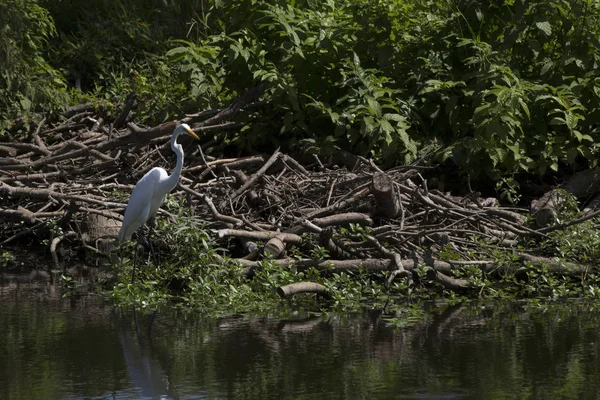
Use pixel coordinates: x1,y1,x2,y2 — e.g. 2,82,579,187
371,172,400,218
264,237,286,258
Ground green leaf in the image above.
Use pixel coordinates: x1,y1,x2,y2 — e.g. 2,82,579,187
518,98,530,119
541,62,553,76
384,131,393,145
361,116,375,135
379,119,394,134
353,52,361,69
535,21,552,36
506,142,521,157
366,97,382,117
383,113,406,122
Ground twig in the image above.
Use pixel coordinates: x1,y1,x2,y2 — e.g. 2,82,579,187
31,117,48,152
232,148,280,199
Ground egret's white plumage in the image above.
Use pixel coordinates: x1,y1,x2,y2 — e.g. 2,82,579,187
118,123,199,242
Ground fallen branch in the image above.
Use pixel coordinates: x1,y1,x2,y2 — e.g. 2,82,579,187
217,229,302,246
277,282,330,299
0,181,126,208
427,269,471,291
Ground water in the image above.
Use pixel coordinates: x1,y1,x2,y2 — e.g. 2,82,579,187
2,280,600,400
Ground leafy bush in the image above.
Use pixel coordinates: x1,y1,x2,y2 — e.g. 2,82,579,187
395,0,600,179
6,0,600,185
0,0,67,130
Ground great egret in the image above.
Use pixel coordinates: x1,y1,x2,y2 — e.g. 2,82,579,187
118,123,199,282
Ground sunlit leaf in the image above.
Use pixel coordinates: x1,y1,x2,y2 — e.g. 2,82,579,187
535,21,552,36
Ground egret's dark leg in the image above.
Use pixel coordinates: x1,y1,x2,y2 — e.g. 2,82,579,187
131,237,140,284
146,217,158,265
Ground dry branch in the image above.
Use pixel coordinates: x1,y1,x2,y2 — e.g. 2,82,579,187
0,181,125,208
232,148,280,199
217,229,302,246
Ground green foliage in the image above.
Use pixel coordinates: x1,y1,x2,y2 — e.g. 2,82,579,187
7,0,600,185
0,251,14,268
110,205,417,315
112,207,315,314
0,0,67,130
398,0,600,181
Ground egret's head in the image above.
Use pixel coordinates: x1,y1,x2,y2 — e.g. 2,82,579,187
177,123,199,140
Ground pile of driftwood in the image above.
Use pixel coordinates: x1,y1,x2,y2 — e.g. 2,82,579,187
1,98,599,293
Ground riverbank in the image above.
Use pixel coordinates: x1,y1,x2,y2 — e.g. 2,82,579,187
2,106,600,314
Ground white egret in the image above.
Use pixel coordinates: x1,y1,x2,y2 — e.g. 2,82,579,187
118,123,199,282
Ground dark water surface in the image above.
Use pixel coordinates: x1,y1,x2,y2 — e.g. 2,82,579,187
2,281,600,400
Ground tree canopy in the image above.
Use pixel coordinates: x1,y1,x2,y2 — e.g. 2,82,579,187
3,0,600,193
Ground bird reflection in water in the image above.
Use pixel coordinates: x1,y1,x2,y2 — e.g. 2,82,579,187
118,309,179,400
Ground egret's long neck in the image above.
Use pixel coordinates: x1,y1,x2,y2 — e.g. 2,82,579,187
164,132,184,192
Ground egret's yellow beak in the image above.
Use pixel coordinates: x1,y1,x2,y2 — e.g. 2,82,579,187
185,127,199,140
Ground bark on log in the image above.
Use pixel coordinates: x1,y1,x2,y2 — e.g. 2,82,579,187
0,145,17,157
0,181,125,208
311,212,373,228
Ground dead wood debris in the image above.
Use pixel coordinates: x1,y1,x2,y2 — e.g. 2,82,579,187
0,99,590,293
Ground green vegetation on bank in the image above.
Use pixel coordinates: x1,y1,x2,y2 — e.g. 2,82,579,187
3,0,600,182
101,194,600,317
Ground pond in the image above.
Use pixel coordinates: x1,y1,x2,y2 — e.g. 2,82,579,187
2,278,600,400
